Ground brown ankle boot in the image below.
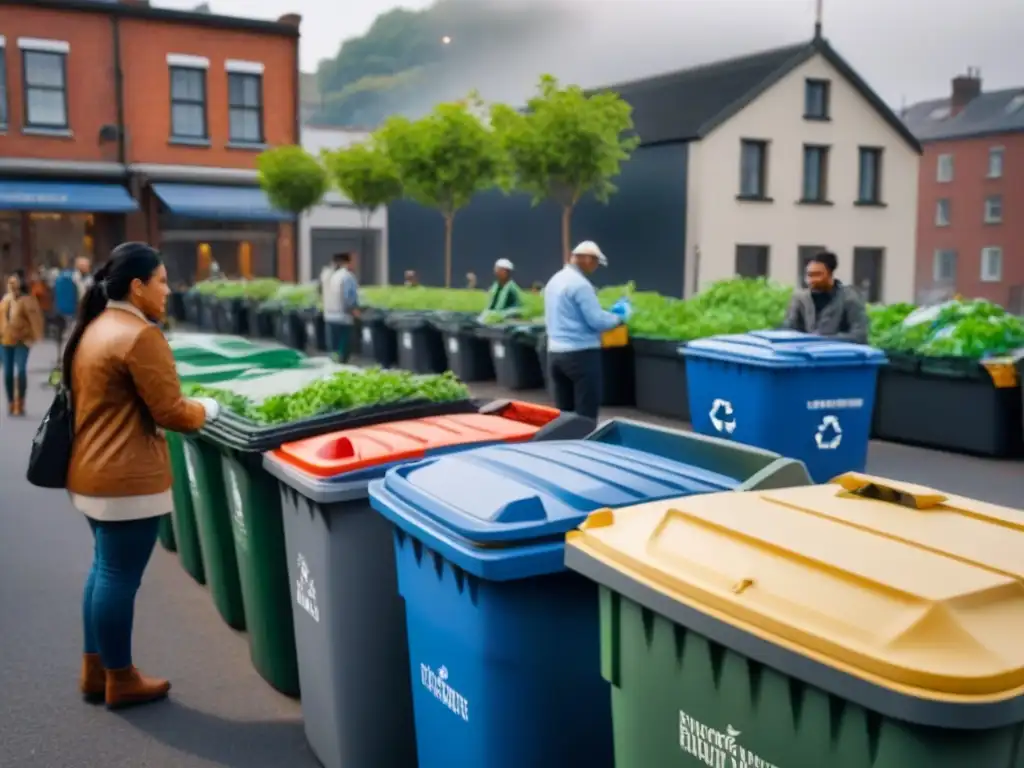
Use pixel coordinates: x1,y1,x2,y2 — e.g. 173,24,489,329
11,397,22,416
80,653,106,703
105,666,171,709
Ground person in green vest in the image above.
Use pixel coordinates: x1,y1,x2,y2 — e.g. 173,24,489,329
482,258,523,320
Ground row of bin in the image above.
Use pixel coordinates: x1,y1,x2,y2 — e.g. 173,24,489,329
166,333,1024,768
172,292,1024,460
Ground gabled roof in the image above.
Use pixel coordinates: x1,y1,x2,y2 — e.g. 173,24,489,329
592,36,922,153
902,88,1024,142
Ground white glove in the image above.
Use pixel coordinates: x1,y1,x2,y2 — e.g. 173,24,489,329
192,397,221,421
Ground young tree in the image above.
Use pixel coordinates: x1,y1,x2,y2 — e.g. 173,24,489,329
257,145,329,214
376,95,505,287
491,74,639,263
322,141,403,272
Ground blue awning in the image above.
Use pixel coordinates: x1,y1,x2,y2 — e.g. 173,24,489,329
0,181,138,213
152,183,294,222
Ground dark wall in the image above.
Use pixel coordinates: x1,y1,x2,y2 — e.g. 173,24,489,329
387,141,690,295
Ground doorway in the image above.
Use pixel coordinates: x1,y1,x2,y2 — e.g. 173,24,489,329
310,227,381,285
853,247,884,303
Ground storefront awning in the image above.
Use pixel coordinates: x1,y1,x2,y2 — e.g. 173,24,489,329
152,183,294,222
0,180,138,213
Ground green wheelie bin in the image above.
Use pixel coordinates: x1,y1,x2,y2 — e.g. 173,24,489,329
566,472,1024,768
183,363,477,696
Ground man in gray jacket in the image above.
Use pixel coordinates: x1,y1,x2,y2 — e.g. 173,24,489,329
783,250,868,344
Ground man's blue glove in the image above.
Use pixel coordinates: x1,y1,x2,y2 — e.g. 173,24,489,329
610,297,633,320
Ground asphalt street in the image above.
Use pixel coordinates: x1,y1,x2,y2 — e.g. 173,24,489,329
0,342,1022,767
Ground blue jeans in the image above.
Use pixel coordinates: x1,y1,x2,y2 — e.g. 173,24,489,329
82,516,161,670
1,344,29,402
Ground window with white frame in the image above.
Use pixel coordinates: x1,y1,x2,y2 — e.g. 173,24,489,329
933,249,956,283
988,147,1004,178
935,198,951,226
0,36,7,129
20,38,70,129
738,139,768,198
984,195,1003,224
936,153,954,183
980,247,1002,282
168,54,209,140
226,61,264,144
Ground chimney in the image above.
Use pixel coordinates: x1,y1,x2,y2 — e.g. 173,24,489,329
951,67,982,116
277,13,302,27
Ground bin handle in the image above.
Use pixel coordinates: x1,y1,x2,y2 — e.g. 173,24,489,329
832,472,947,510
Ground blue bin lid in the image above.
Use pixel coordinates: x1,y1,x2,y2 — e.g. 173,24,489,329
368,440,745,580
683,330,886,368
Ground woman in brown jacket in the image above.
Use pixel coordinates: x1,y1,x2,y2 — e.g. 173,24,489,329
64,242,221,709
0,270,45,415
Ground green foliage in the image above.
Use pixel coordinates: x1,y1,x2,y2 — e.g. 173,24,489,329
322,141,403,220
492,75,638,259
492,75,638,208
871,299,1024,358
192,279,282,301
257,146,329,214
183,368,468,425
316,68,426,126
376,96,505,286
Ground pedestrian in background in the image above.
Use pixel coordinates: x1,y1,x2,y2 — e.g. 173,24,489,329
783,250,868,344
480,258,523,320
0,270,44,416
542,241,627,421
64,242,220,709
322,252,361,364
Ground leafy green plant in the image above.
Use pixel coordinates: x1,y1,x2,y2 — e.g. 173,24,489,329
183,368,468,425
491,75,638,262
376,95,505,287
258,145,329,214
323,141,403,249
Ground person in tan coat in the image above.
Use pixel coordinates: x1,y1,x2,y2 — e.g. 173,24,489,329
63,242,221,709
0,271,45,415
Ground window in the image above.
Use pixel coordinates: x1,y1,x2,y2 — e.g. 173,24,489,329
984,195,1003,224
928,105,950,120
988,147,1004,178
980,247,1002,282
735,245,769,278
738,139,769,199
857,147,883,204
170,65,207,140
0,37,7,129
936,153,954,182
801,145,830,203
935,199,951,226
20,39,69,130
804,79,830,119
933,249,957,283
798,245,825,286
1006,94,1024,115
228,71,263,144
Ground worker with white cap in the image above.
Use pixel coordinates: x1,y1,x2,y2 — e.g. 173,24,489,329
541,240,628,420
480,257,523,320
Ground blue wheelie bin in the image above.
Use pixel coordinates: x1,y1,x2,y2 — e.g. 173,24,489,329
683,330,886,483
367,419,812,768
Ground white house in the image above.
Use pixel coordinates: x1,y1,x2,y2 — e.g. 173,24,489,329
678,36,922,302
299,124,388,284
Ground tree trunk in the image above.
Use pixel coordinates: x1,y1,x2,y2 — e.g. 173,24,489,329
561,204,574,264
444,213,454,288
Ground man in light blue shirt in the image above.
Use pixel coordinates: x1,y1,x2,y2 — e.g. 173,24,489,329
322,252,361,362
543,240,626,420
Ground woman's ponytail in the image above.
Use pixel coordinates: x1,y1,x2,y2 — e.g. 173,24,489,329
61,263,112,387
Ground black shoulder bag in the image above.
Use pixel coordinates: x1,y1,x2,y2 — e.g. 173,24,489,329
26,385,75,489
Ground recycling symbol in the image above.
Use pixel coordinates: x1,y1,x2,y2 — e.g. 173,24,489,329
709,398,737,434
815,415,843,450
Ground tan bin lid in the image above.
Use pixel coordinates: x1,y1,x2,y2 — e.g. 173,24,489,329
567,472,1024,703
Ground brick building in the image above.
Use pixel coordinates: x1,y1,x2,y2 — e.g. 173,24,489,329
0,0,300,285
903,70,1024,311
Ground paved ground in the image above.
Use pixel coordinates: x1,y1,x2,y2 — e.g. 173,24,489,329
0,341,1021,767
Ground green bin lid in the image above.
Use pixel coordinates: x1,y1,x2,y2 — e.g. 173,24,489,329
176,361,258,385
167,332,304,368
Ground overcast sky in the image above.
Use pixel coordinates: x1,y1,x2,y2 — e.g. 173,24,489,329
157,0,1021,106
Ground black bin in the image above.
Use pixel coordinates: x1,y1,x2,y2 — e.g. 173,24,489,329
387,313,447,374
434,315,495,382
872,354,1024,457
632,336,690,421
536,333,635,407
359,310,398,367
477,325,544,390
219,297,249,336
276,308,309,351
168,291,187,323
